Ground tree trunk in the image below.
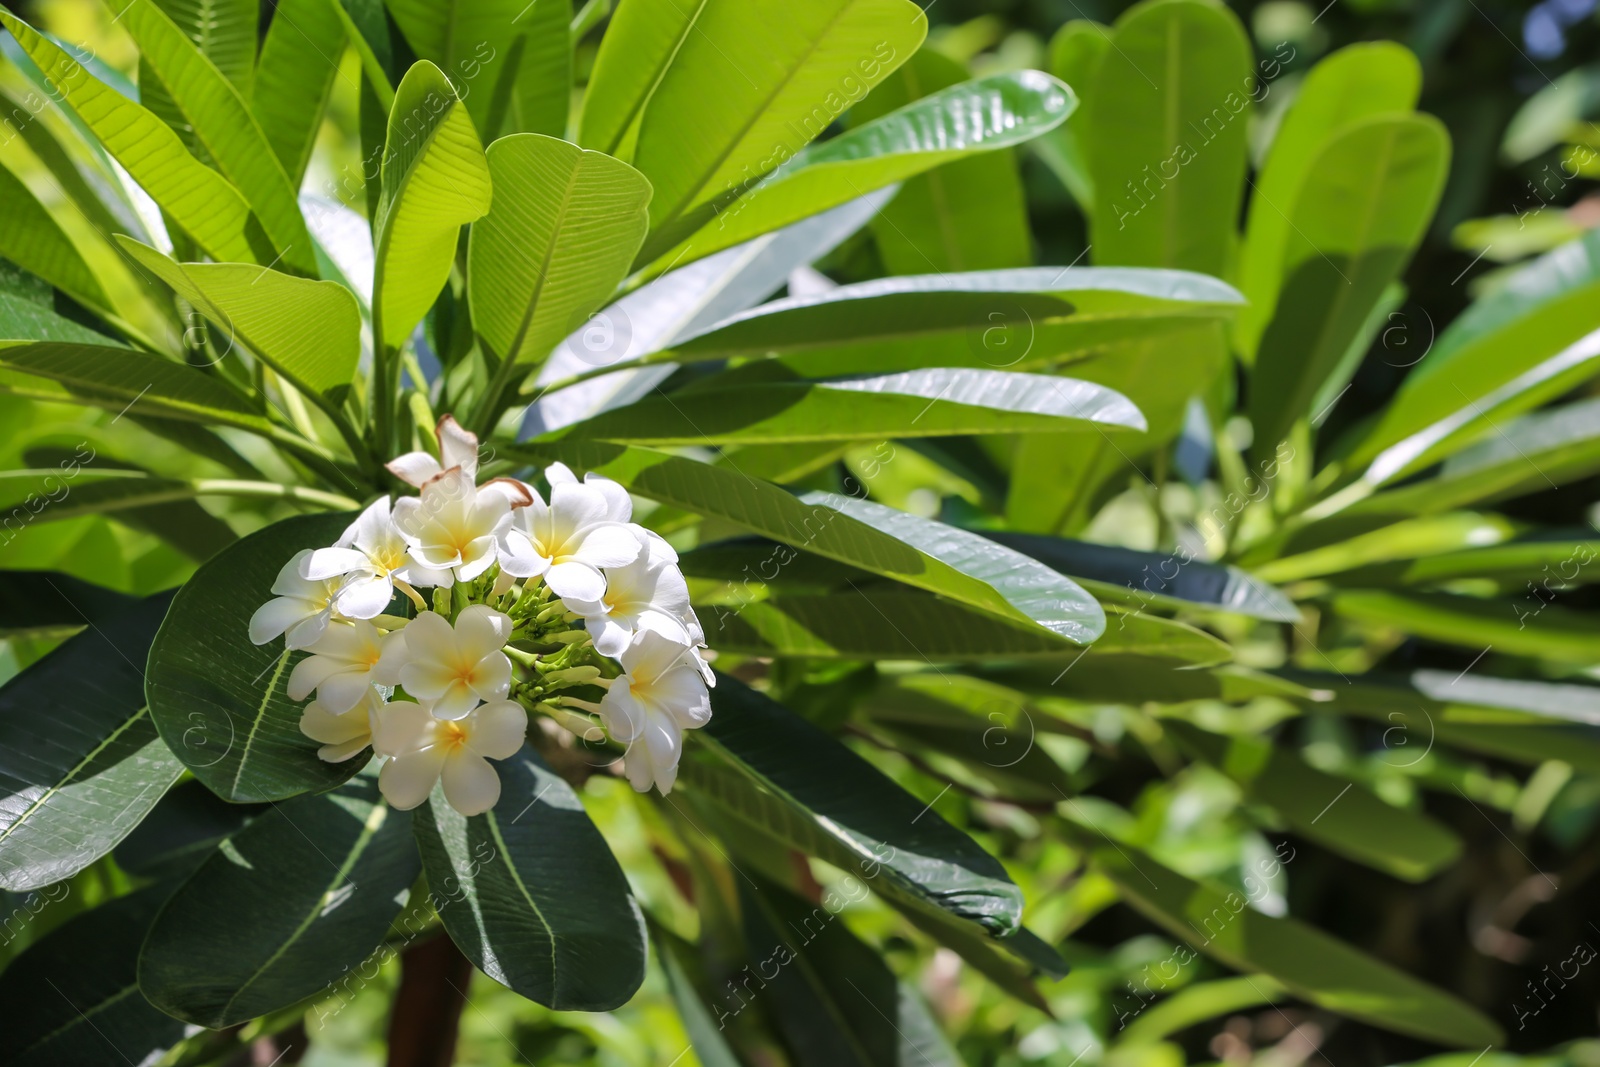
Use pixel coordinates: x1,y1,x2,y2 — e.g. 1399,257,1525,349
385,933,473,1067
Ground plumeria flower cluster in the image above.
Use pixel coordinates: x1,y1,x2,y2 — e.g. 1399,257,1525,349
248,416,713,816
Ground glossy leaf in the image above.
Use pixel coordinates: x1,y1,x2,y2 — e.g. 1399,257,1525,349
654,926,743,1067
150,0,257,92
686,674,1025,936
739,875,963,1067
852,50,1033,274
1344,395,1600,518
373,60,492,352
658,267,1245,377
0,342,270,431
253,0,348,186
630,0,925,239
1248,115,1448,452
1254,512,1517,584
1036,21,1109,210
516,441,1103,642
0,570,136,638
119,239,361,395
578,0,707,154
1349,228,1600,479
1085,0,1252,276
146,512,366,802
0,161,110,312
1330,589,1600,662
982,531,1299,621
412,745,647,1010
0,886,185,1067
1074,826,1503,1047
469,135,651,369
1236,41,1422,359
1004,320,1228,533
701,590,1227,663
558,368,1145,444
114,778,261,881
0,593,182,891
641,71,1074,272
108,0,315,275
1163,721,1461,881
0,11,269,264
139,773,419,1027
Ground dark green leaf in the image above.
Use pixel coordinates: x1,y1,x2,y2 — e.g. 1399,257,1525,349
114,778,263,881
412,745,647,1010
146,512,367,802
139,773,419,1027
0,593,183,891
0,570,136,638
0,885,185,1067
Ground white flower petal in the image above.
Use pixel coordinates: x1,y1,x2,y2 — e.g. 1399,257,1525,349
318,671,377,715
467,700,527,760
379,746,448,809
371,699,437,757
575,523,645,569
248,596,310,645
436,415,479,478
441,752,501,816
334,573,395,620
287,654,345,702
301,546,368,581
387,452,444,488
545,560,606,602
455,605,513,657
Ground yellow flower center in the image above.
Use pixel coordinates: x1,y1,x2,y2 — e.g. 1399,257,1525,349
440,720,469,751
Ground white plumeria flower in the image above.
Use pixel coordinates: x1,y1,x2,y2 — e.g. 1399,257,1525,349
547,461,678,566
249,549,343,650
386,414,482,488
299,498,450,617
393,467,529,583
599,629,713,794
286,619,401,714
497,466,641,601
300,688,383,763
568,551,695,658
396,606,513,720
373,697,527,815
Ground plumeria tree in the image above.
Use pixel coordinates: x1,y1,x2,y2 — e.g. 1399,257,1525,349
1,0,1600,1065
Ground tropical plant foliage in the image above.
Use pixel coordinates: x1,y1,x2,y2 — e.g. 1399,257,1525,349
0,0,1598,1065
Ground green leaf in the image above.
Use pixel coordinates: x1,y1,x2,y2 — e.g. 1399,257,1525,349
1163,721,1461,882
0,284,123,347
1118,975,1287,1045
515,442,1106,642
0,569,136,638
107,0,315,275
557,367,1145,445
738,875,964,1067
139,773,419,1027
1253,512,1518,584
114,778,261,881
146,512,368,802
150,0,258,93
1004,320,1227,533
1329,589,1600,662
0,886,186,1067
1344,395,1600,518
1085,0,1252,276
654,267,1245,377
488,0,571,139
373,60,493,352
852,50,1033,274
0,84,131,243
1071,826,1503,1047
0,10,273,266
1236,41,1421,360
653,925,743,1067
629,0,926,241
0,342,270,431
640,71,1073,272
576,0,699,154
701,590,1227,663
1247,115,1448,453
802,491,1107,644
383,0,525,133
1374,536,1600,588
468,134,650,370
253,0,348,186
1036,21,1108,210
686,674,1025,936
0,161,110,312
0,593,183,891
412,745,647,1010
983,531,1300,621
1347,228,1600,480
118,238,362,395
